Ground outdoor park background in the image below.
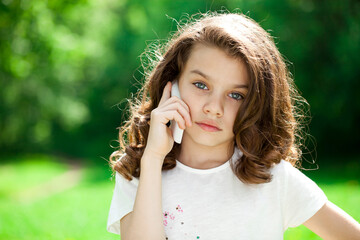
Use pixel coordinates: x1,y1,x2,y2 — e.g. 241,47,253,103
0,0,359,239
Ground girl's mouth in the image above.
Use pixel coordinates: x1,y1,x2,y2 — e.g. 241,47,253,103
196,123,221,132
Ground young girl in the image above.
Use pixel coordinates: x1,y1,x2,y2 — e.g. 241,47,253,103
106,11,360,240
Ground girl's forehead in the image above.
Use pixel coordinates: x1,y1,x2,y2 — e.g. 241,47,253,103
182,44,249,86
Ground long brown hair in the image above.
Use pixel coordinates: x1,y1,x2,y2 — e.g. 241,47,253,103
109,11,309,184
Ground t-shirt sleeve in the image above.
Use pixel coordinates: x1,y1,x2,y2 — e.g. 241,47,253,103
279,160,328,229
106,167,139,235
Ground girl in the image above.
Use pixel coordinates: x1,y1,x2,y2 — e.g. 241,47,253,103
106,11,360,240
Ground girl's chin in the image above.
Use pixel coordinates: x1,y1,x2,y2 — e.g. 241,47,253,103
183,133,229,148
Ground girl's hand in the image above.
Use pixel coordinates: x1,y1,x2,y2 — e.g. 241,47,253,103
144,81,192,162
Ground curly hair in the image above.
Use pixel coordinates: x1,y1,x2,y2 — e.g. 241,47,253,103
109,11,309,184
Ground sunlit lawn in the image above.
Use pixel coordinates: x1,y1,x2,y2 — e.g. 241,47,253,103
0,155,117,240
0,155,359,240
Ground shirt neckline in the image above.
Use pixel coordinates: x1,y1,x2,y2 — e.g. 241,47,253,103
175,158,230,174
175,146,243,174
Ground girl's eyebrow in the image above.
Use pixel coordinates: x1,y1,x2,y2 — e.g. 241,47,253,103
190,69,249,89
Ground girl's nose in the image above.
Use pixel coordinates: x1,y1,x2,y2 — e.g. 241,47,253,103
203,95,224,117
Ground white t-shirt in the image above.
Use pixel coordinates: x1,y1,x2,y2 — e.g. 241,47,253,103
107,147,327,239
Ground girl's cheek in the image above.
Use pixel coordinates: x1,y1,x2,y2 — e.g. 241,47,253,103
180,93,193,109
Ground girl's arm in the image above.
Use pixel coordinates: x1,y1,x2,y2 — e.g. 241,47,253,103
120,81,192,240
303,200,360,240
120,152,166,240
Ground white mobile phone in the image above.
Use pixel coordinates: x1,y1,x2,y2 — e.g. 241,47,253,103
170,80,184,144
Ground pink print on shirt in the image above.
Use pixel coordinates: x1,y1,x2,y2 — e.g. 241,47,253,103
176,204,183,212
163,204,200,239
163,205,181,229
163,211,176,226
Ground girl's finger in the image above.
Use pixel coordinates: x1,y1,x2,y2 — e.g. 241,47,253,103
158,81,172,106
164,110,187,130
163,96,190,113
160,101,192,127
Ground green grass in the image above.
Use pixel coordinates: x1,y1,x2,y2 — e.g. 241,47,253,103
0,154,359,240
0,154,117,240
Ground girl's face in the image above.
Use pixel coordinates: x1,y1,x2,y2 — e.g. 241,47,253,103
178,43,249,148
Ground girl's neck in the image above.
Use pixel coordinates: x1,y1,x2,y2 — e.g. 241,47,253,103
177,135,234,170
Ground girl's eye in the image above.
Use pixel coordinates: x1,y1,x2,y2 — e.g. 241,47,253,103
193,82,244,101
193,82,208,90
229,92,244,101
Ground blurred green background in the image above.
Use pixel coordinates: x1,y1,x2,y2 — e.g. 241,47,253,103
0,0,359,239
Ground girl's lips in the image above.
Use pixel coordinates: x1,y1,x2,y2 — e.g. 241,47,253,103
196,123,221,132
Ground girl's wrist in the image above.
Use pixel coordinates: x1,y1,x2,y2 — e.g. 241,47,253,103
141,149,165,167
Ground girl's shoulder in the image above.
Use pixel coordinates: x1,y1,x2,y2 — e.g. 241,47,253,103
114,153,140,186
271,159,294,173
269,159,320,189
269,159,301,181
